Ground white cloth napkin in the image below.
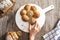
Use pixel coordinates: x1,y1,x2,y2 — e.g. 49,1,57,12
43,20,60,40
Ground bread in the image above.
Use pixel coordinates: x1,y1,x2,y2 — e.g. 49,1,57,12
0,0,15,17
31,6,37,11
33,11,40,18
22,15,29,22
24,4,31,11
27,10,34,17
3,3,13,13
0,0,13,12
6,31,22,40
6,35,13,40
20,9,27,15
10,0,15,3
6,32,18,40
29,18,36,25
16,31,22,37
20,4,40,25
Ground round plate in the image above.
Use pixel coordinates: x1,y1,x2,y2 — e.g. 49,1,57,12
15,4,45,32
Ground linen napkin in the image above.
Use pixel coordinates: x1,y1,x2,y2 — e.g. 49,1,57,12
43,20,60,40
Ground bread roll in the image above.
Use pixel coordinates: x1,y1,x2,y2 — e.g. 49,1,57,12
10,0,15,3
6,32,18,40
16,31,22,37
20,4,40,24
6,31,22,40
27,10,34,17
31,6,37,11
29,18,36,25
24,4,31,11
0,0,15,17
33,11,40,18
22,15,29,22
6,35,13,40
20,9,27,15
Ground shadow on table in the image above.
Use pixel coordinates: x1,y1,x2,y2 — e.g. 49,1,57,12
0,33,6,40
53,19,60,29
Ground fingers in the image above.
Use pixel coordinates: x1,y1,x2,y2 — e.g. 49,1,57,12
34,22,41,30
34,21,38,29
29,24,32,30
34,21,37,27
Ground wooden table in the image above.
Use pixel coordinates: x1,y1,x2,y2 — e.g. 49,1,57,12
0,0,60,40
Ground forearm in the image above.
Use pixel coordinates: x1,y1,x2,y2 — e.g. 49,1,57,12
30,35,35,40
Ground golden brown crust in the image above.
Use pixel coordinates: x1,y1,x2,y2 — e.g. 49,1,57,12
20,4,40,24
29,18,36,25
0,0,15,17
11,32,18,40
3,3,13,13
24,4,31,11
27,10,34,17
33,11,40,18
10,0,15,3
6,31,22,40
16,31,22,37
20,9,27,15
31,6,37,11
6,32,18,40
6,34,13,40
22,15,29,22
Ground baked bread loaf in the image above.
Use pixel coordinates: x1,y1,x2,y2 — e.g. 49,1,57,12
10,0,15,3
20,9,27,15
0,0,15,17
29,17,36,25
20,4,40,25
6,31,22,40
31,6,37,11
27,10,34,17
24,4,31,11
22,15,29,22
33,11,40,18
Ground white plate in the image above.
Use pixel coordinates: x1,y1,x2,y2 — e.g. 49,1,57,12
15,4,54,32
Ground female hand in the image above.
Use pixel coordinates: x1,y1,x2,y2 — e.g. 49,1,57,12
29,21,41,40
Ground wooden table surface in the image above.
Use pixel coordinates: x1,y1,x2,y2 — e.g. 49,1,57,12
0,0,60,40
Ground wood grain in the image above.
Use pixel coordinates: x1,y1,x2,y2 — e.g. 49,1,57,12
0,0,60,40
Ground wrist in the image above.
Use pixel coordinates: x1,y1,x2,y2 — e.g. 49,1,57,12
30,33,36,37
30,35,35,40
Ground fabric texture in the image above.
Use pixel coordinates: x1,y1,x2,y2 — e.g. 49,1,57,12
43,20,60,40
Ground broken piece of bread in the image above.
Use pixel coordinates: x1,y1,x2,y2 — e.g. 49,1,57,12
6,31,22,40
0,0,15,17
